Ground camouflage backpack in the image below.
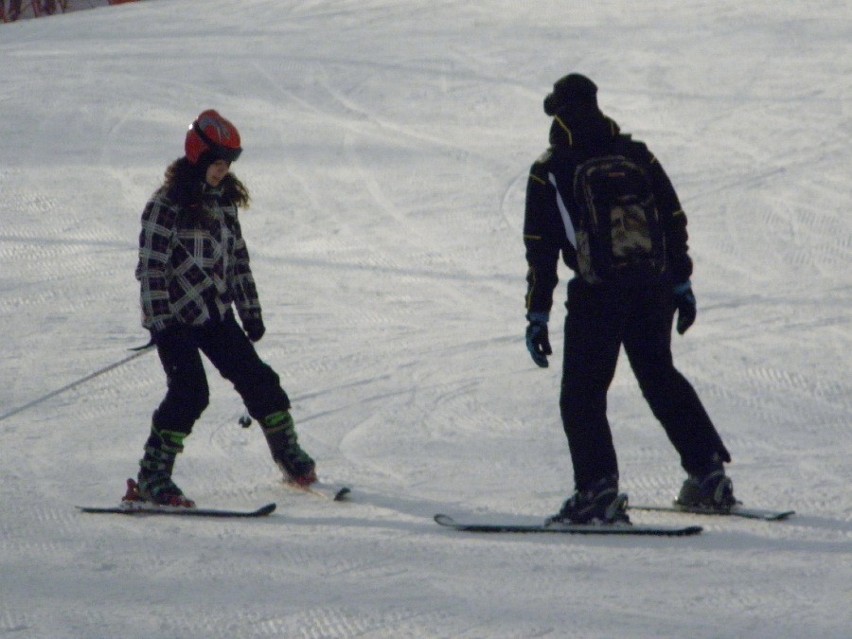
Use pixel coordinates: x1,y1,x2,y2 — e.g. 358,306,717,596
570,154,667,284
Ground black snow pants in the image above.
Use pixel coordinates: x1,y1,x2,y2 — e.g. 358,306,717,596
559,276,730,491
151,310,290,438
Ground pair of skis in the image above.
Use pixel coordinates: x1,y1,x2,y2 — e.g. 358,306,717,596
79,480,794,537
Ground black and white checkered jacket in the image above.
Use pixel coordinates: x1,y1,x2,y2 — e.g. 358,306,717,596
135,183,262,334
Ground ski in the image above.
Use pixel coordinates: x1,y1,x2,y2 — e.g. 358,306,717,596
79,478,276,517
284,479,351,502
434,514,702,536
78,502,277,518
629,504,795,521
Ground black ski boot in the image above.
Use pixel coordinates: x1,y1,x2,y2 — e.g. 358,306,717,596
260,410,317,486
133,427,195,508
546,476,630,526
676,469,738,510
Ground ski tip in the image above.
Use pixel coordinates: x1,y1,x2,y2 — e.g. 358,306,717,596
257,502,277,515
760,511,795,521
434,513,457,527
285,479,352,501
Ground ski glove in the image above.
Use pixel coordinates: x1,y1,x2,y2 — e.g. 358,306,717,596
673,281,696,335
525,312,552,368
150,323,182,346
242,317,266,343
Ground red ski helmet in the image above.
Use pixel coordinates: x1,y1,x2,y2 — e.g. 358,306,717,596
184,109,243,164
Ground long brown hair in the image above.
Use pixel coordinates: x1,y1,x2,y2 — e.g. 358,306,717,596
162,157,251,210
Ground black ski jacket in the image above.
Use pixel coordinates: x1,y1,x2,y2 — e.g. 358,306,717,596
523,108,693,315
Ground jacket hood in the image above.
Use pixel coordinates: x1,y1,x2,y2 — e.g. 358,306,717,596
548,105,621,151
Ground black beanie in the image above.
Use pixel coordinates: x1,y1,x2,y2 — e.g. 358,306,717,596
543,73,598,116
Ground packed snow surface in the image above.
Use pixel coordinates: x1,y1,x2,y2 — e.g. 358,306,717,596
1,1,850,637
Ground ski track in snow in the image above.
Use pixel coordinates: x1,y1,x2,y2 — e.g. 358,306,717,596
1,1,851,638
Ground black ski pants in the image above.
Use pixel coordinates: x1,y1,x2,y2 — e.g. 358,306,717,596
151,310,290,438
559,276,729,491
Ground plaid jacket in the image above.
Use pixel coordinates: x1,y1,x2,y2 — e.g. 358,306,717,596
135,183,262,333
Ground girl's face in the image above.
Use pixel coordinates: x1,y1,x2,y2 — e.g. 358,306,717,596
205,159,231,187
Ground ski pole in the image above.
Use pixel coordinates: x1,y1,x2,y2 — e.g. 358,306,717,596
0,344,154,423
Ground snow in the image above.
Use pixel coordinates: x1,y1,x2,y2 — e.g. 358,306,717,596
1,1,850,637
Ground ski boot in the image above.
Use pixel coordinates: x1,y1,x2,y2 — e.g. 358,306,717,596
676,468,738,511
260,410,317,486
128,427,195,508
546,476,630,526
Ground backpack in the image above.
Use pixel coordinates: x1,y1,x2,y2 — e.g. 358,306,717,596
571,154,666,284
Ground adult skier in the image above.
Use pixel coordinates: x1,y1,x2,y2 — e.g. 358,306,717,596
128,109,316,507
523,74,736,525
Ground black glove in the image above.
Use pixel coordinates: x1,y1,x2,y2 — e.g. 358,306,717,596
150,323,184,347
673,281,696,335
242,317,265,342
525,312,552,368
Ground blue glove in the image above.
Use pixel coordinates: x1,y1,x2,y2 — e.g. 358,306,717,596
673,281,696,335
525,312,552,368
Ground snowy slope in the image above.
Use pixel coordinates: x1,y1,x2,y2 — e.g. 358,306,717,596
1,1,850,637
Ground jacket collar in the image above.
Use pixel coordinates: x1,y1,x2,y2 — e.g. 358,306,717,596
548,107,621,151
200,181,225,197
